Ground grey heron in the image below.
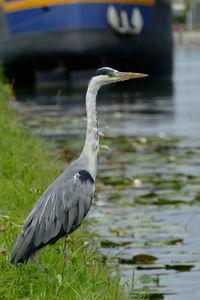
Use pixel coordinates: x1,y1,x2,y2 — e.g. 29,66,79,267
10,67,147,270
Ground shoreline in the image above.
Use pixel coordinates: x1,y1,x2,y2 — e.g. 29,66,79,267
173,31,200,45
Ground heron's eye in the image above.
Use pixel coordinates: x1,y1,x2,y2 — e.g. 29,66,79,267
107,73,113,77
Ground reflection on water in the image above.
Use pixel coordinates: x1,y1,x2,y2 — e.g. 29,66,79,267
15,45,200,300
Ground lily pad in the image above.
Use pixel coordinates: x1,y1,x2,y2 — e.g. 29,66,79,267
138,274,159,284
165,238,183,245
165,264,194,272
195,193,200,201
155,198,186,205
137,266,163,270
119,254,158,264
140,191,158,198
101,239,132,248
132,291,164,300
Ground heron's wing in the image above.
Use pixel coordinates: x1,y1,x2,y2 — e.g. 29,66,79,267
10,169,94,264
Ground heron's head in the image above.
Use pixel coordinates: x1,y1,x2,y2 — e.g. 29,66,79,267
91,67,148,88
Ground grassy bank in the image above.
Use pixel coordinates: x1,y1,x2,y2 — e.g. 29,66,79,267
0,82,136,299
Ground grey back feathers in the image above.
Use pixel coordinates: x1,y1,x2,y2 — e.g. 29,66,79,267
10,161,94,264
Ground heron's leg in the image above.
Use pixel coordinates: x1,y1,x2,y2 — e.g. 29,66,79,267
64,237,67,251
64,236,68,262
31,254,44,272
64,236,70,274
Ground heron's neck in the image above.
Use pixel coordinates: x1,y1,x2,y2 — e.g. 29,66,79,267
80,80,100,179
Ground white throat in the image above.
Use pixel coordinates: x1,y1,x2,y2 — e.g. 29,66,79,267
80,78,100,179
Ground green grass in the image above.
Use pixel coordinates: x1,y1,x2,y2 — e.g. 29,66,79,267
0,82,139,299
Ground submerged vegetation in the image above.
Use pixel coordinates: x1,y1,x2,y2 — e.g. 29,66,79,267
0,82,137,299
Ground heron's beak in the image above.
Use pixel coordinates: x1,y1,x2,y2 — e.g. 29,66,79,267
115,72,148,80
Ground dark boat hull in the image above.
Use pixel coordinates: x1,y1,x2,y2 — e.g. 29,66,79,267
0,0,172,80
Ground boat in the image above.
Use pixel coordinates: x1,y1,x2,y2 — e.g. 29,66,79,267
0,0,173,81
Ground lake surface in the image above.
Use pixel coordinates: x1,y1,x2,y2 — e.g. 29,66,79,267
15,45,200,299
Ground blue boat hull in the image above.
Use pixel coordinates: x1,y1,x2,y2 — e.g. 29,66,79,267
0,0,173,80
6,3,153,35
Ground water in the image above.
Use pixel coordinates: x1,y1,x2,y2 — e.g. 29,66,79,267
14,45,200,299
